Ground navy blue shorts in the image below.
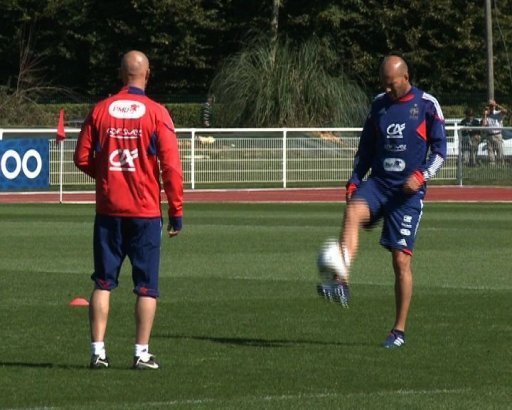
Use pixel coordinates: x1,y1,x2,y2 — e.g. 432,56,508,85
92,214,162,297
352,178,424,254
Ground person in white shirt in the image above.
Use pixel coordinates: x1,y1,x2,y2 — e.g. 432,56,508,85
482,100,508,166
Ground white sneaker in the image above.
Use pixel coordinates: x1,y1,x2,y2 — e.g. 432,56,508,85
133,353,159,370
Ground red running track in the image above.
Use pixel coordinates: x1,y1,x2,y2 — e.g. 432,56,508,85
1,186,512,203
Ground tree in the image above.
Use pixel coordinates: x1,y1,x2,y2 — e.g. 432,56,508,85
0,23,74,126
270,0,281,60
281,0,512,100
1,0,511,103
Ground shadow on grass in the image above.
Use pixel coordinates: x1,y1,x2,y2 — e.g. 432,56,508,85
0,362,87,370
0,362,146,371
154,333,369,348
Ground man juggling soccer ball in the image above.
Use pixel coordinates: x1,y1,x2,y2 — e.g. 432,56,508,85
317,54,447,348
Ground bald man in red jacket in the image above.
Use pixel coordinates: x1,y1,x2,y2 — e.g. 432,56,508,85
75,50,183,370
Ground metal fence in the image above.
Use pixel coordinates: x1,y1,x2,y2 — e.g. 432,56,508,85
2,125,511,190
179,128,367,188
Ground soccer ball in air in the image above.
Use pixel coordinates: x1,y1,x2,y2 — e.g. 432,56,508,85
317,239,348,282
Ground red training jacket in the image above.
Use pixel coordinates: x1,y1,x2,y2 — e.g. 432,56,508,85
74,86,183,219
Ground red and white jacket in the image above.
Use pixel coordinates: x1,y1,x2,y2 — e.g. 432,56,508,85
74,86,183,219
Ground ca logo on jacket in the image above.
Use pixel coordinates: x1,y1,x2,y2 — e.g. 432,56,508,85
109,149,139,172
386,123,405,139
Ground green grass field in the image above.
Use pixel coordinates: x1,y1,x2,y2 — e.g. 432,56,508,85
1,202,511,409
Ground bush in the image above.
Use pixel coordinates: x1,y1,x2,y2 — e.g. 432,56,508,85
0,98,203,129
165,103,202,128
0,96,475,128
442,105,465,119
210,36,369,127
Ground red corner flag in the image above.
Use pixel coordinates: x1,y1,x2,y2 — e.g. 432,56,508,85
56,109,66,142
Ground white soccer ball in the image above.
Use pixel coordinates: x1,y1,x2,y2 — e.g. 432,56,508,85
317,239,348,282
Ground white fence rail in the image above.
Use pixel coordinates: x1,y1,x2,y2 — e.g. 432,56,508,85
1,125,511,190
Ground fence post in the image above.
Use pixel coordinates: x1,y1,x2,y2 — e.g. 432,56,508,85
454,123,463,186
191,129,196,190
282,129,287,188
59,140,64,202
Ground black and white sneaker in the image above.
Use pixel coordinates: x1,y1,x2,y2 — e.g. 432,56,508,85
382,329,406,349
316,281,350,308
133,354,160,370
90,354,110,369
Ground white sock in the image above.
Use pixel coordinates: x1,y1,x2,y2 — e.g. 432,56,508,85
135,344,150,359
91,342,106,359
341,244,351,268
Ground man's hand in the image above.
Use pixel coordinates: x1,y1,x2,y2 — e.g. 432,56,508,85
404,170,425,194
167,216,182,238
345,182,357,202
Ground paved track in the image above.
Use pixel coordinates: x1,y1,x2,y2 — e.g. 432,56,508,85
1,186,512,203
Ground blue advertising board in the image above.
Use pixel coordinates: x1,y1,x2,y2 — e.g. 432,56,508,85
0,139,49,190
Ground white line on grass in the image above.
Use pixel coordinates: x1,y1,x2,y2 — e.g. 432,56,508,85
21,388,469,409
221,276,512,291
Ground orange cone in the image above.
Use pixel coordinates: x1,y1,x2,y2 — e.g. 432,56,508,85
69,297,89,307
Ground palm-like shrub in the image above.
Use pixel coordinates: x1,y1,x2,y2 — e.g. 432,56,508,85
210,36,369,127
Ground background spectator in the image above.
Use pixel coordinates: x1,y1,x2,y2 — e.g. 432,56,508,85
482,99,508,166
201,95,215,128
459,108,481,167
